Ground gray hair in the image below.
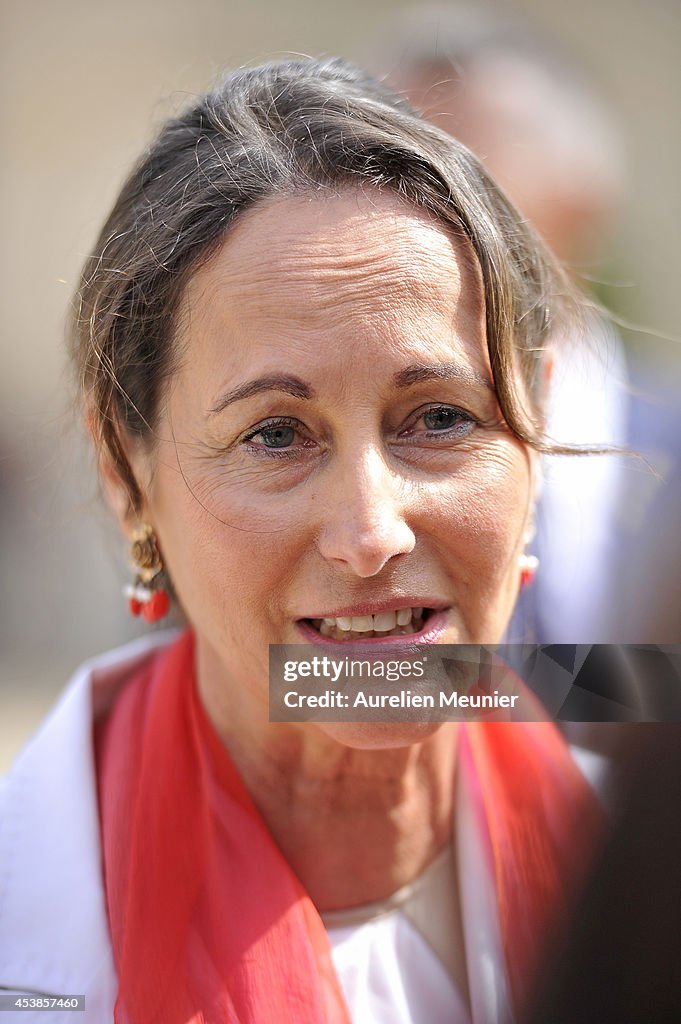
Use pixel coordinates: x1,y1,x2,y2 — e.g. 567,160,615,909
72,57,577,514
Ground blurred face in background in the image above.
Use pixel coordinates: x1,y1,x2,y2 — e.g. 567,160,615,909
396,54,624,264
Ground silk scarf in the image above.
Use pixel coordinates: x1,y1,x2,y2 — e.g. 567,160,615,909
96,631,602,1023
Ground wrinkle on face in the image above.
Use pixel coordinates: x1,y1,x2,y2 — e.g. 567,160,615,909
175,190,487,398
141,187,534,759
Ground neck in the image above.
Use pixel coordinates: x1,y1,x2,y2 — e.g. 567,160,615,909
196,639,458,910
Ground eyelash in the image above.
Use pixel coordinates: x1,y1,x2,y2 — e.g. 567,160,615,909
402,404,477,440
241,405,477,457
242,417,309,459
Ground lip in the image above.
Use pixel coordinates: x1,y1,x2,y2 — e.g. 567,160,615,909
296,608,451,648
301,598,450,619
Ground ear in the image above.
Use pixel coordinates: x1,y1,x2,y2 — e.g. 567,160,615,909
525,352,553,529
85,408,146,538
543,350,554,395
98,448,137,536
533,349,554,429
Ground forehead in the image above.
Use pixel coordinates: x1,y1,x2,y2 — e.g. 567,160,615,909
176,189,488,382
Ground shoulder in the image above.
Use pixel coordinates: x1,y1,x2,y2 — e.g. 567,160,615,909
0,631,179,1019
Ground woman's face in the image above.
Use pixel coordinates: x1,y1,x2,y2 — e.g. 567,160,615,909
137,190,534,728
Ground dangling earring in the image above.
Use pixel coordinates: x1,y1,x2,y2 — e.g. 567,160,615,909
519,552,539,588
124,524,170,622
518,505,539,588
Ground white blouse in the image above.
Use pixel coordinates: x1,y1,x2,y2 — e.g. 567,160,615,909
323,847,471,1023
322,743,609,1024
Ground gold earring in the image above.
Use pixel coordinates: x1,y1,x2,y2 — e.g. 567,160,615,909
124,524,170,622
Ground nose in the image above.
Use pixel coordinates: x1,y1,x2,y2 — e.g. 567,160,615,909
317,445,416,577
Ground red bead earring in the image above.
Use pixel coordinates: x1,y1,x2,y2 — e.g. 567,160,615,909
124,525,171,623
519,553,539,588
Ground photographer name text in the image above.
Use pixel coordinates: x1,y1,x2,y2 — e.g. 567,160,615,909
283,689,519,709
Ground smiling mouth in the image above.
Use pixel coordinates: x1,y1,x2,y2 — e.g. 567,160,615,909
303,607,434,641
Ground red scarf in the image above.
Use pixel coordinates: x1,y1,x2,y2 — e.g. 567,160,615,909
96,631,602,1023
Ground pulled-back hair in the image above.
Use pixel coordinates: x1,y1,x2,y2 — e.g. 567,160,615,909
72,56,577,514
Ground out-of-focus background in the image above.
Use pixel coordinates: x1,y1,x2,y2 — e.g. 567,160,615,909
1,0,680,771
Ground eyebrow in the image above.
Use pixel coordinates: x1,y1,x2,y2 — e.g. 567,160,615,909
209,361,494,417
394,363,495,392
209,374,315,416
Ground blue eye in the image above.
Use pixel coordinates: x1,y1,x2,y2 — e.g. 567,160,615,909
423,407,464,431
257,424,296,448
417,405,475,437
243,417,306,453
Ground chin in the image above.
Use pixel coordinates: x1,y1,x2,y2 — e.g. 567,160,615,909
316,720,446,750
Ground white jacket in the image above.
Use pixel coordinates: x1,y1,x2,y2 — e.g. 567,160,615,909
0,633,176,1023
0,633,609,1024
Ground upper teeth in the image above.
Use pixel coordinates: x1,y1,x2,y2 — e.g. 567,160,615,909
320,607,424,633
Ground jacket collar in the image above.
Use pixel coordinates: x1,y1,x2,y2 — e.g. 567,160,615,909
0,632,176,1004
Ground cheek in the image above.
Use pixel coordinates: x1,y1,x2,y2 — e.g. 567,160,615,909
435,442,531,554
426,442,532,626
171,447,321,535
168,515,287,623
150,451,294,640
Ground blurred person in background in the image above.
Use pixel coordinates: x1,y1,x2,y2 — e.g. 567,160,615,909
527,722,681,1023
369,4,630,643
0,58,609,1023
373,18,681,1015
